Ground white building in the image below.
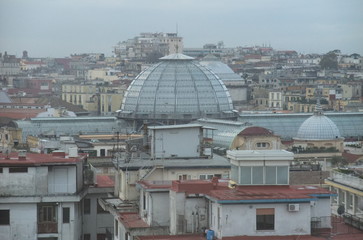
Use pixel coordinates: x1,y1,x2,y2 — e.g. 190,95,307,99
325,168,363,227
0,150,114,240
0,151,85,240
100,124,231,239
113,32,183,60
113,150,334,240
268,90,284,110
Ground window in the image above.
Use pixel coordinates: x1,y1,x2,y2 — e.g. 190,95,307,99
256,208,274,230
252,166,263,184
0,168,3,173
277,166,288,184
38,204,57,223
83,234,91,240
97,234,106,240
9,167,28,173
199,174,214,180
63,207,70,223
240,166,251,184
125,232,131,240
115,219,118,237
266,166,277,184
100,149,106,157
256,142,270,148
178,174,191,180
0,210,10,225
84,199,91,214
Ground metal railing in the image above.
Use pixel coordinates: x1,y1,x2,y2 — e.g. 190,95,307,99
330,171,363,191
38,222,58,233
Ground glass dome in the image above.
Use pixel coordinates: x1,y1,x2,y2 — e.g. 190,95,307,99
199,54,243,82
119,53,235,121
295,112,341,140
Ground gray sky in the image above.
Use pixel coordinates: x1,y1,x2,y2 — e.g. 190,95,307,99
1,0,362,58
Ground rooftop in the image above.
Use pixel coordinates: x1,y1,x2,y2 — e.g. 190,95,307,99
96,175,114,188
207,185,334,203
115,152,231,170
0,152,84,166
119,53,235,121
138,179,333,203
239,112,363,140
135,217,363,240
118,212,149,229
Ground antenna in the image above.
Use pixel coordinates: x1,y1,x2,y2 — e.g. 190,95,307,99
176,22,178,35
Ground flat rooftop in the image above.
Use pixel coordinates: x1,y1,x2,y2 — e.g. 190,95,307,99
0,152,84,166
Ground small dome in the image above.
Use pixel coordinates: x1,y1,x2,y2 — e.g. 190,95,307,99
295,113,341,140
119,53,235,122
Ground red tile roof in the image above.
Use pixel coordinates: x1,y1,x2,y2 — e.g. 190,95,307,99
144,179,332,202
171,179,229,195
0,152,84,166
239,126,274,136
136,234,206,240
208,185,332,202
118,212,149,228
222,236,324,240
96,175,114,188
137,180,172,190
342,152,363,164
0,109,44,119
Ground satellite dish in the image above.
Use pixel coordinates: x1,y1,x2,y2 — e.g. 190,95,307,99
337,205,345,215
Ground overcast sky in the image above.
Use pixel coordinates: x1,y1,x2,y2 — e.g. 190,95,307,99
1,0,362,58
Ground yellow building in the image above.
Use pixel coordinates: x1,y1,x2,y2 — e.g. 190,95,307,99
61,84,99,113
86,68,120,82
286,102,316,113
230,126,282,150
0,127,23,151
99,85,127,115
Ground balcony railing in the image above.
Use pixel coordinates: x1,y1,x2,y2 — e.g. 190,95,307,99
343,213,363,231
330,171,363,191
38,222,58,233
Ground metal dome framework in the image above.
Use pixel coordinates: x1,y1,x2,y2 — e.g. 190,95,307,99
294,111,342,141
119,54,235,122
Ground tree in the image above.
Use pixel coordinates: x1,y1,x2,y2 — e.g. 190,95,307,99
319,51,338,70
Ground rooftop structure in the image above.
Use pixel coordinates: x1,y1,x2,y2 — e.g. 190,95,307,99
118,53,236,124
239,112,363,140
295,104,342,141
196,118,282,150
199,54,243,83
117,149,337,240
9,117,131,141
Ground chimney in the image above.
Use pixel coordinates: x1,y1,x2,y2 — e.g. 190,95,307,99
18,150,27,161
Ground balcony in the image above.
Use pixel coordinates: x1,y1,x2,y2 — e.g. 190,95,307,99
38,222,58,233
329,170,363,191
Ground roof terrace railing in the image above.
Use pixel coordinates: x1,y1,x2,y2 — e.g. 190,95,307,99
330,170,363,191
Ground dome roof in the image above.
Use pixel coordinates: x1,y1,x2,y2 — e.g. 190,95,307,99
200,54,242,82
119,53,235,121
295,112,341,140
